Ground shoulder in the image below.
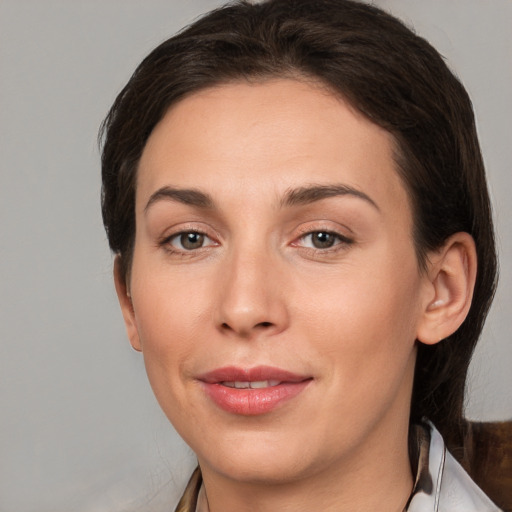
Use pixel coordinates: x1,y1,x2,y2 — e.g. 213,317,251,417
408,421,502,512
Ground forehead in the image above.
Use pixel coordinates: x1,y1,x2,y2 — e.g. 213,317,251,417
137,79,409,217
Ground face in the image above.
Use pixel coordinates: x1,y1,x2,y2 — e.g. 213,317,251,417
119,79,433,485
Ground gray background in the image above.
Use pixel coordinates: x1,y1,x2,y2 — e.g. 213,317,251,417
1,1,510,511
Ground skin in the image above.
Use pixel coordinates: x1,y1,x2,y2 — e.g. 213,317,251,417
115,79,477,512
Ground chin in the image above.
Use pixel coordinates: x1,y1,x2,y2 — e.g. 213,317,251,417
204,455,309,485
194,429,321,485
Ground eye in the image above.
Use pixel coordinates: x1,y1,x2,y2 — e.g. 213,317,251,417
298,231,352,250
167,231,215,251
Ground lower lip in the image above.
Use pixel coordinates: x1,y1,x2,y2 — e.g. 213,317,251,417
201,381,311,415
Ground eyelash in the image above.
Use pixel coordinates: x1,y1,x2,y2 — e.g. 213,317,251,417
293,230,354,253
159,228,353,256
159,230,217,254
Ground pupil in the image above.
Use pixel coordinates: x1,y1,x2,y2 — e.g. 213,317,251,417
313,232,334,249
181,232,204,249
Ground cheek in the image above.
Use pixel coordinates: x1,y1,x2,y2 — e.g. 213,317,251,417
132,257,212,340
129,268,210,392
297,249,422,380
131,288,209,435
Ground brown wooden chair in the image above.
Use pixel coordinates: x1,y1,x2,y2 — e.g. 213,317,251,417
463,420,512,511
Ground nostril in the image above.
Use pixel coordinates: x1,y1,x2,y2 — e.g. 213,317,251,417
219,320,276,334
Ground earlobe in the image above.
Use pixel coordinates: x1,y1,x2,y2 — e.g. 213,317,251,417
113,256,142,352
416,232,477,346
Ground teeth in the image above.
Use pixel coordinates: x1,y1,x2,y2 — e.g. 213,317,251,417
251,380,281,388
222,380,281,389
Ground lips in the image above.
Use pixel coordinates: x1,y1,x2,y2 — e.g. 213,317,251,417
197,366,312,415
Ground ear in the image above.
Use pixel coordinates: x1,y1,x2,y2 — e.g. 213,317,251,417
113,256,142,352
416,232,477,346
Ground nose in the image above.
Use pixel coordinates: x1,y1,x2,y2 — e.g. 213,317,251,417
215,246,289,339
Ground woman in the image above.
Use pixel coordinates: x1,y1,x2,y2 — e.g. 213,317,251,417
99,1,500,510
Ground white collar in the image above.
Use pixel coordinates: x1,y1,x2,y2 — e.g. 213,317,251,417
407,421,501,512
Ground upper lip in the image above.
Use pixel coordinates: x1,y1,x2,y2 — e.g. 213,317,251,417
197,365,311,384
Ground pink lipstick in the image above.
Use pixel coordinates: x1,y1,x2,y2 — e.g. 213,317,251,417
198,366,312,415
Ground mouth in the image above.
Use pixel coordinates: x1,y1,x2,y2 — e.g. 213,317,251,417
197,366,312,415
220,380,282,389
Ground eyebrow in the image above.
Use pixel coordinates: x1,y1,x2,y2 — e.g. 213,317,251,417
144,183,379,213
281,184,380,210
144,186,214,213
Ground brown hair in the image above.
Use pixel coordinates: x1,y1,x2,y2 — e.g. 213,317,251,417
100,0,497,457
